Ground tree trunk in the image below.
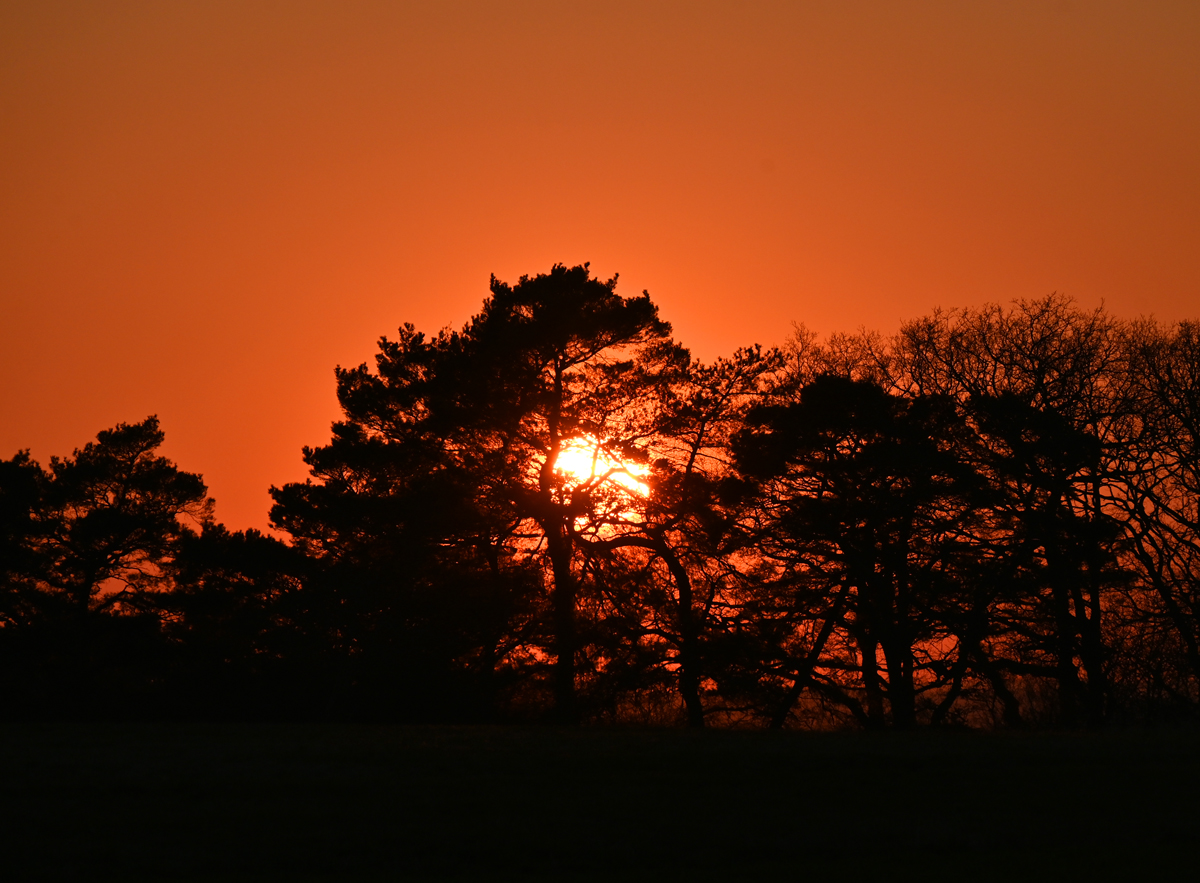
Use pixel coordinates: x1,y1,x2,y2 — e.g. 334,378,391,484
860,635,887,729
547,521,578,725
1049,579,1084,727
881,633,917,729
659,542,704,728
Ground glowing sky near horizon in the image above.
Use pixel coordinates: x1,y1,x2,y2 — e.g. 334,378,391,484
2,1,1197,531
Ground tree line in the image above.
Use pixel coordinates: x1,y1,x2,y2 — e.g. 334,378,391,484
3,265,1198,728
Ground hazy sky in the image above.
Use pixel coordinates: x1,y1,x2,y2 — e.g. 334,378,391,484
3,0,1198,531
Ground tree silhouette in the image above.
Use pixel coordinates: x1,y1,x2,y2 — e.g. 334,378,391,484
733,375,980,728
1115,319,1200,711
39,417,214,610
273,264,684,722
895,297,1128,726
0,417,213,716
572,346,781,725
0,451,45,630
158,523,313,718
4,288,1199,728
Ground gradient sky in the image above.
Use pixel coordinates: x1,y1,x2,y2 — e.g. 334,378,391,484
3,0,1198,531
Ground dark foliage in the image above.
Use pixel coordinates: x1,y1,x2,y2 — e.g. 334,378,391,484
2,278,1198,727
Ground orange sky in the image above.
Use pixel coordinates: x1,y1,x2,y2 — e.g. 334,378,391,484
3,0,1198,532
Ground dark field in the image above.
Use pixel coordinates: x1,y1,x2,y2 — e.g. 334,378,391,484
0,723,1195,882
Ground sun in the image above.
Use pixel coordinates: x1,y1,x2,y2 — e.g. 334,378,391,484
554,437,649,496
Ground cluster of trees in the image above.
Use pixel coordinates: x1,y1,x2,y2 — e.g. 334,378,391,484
3,265,1198,728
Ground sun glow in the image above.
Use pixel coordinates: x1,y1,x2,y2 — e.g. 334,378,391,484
554,437,650,497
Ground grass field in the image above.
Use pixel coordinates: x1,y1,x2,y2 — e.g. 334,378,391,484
0,722,1195,881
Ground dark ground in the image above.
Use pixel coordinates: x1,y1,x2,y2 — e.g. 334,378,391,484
0,722,1194,881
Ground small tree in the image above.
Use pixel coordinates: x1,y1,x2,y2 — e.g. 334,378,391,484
0,451,46,627
38,417,214,611
0,417,213,716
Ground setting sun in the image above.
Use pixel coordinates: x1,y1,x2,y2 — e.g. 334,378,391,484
554,437,649,497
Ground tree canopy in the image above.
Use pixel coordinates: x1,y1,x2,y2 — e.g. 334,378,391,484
3,274,1199,728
